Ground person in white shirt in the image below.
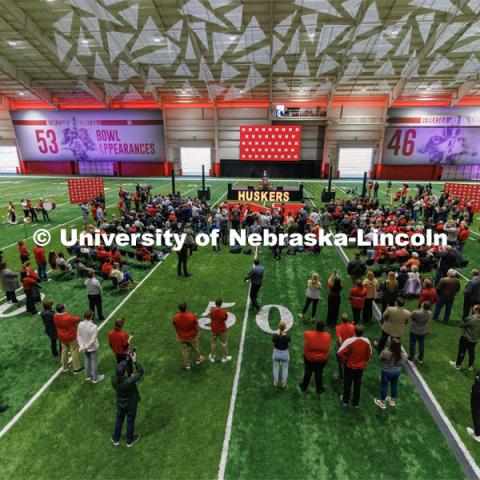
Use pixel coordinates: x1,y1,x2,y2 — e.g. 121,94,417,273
77,309,104,383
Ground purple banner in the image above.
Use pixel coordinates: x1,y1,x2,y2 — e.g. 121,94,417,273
12,109,165,162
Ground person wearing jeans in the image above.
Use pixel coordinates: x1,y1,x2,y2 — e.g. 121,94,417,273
77,309,105,383
272,321,291,388
299,321,330,394
111,352,144,447
433,269,460,324
34,245,48,282
338,324,372,408
408,302,432,363
450,305,480,371
374,338,403,410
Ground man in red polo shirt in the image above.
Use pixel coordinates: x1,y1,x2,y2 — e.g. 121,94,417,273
33,244,48,282
53,303,83,374
209,299,232,364
338,324,372,408
299,321,331,394
172,302,205,370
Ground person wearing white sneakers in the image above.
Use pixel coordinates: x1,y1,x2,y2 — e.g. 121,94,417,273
272,321,291,388
209,298,232,364
77,309,105,384
374,338,404,410
449,305,480,372
467,372,480,442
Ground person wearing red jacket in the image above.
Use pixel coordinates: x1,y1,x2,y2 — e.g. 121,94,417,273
172,302,205,369
53,303,83,374
348,280,367,325
21,265,40,315
418,279,438,308
338,324,372,408
209,298,232,364
33,245,48,282
18,240,30,264
335,314,355,381
299,321,331,394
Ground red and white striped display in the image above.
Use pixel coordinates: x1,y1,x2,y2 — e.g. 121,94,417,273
444,183,480,211
68,178,105,204
240,125,302,161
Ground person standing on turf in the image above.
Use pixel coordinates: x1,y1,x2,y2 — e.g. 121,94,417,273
33,244,48,282
338,324,372,408
177,244,190,277
408,301,432,363
173,302,205,369
272,320,291,388
433,269,461,324
111,352,143,448
375,297,410,353
327,272,343,326
209,299,232,364
299,321,330,394
53,303,83,374
245,259,264,313
348,279,367,325
298,272,321,323
41,299,60,357
362,272,379,323
335,313,355,381
0,261,20,304
108,318,133,367
463,270,480,320
78,309,105,384
85,270,105,321
467,372,480,442
450,305,480,371
374,338,404,410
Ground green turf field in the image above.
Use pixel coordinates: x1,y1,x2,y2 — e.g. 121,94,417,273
0,175,477,479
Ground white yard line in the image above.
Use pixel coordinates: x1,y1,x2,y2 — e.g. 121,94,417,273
218,197,260,480
0,254,167,440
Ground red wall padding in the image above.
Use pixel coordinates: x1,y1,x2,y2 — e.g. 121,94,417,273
21,161,172,177
374,164,443,181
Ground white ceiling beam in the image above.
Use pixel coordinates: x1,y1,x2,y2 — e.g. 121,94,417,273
390,0,470,105
0,54,55,106
451,79,478,106
0,0,109,107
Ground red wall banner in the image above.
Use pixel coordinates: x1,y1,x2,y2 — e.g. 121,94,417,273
240,125,301,161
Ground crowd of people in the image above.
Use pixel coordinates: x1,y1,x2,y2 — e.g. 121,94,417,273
2,179,480,444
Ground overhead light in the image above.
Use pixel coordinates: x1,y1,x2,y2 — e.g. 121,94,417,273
229,35,236,41
18,92,25,96
391,30,399,37
153,37,162,44
6,40,17,47
81,39,89,45
308,33,315,38
239,90,245,94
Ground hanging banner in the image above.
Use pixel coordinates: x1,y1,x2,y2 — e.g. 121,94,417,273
11,109,165,162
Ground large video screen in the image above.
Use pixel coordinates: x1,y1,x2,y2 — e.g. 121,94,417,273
240,125,301,161
11,109,165,162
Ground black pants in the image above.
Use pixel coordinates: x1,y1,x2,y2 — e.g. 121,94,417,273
351,307,362,325
177,256,188,276
88,294,104,321
463,297,474,320
112,403,137,444
25,291,37,314
409,332,425,361
300,356,326,393
472,397,480,436
250,283,261,309
116,353,133,375
49,336,60,357
376,330,390,353
327,295,340,326
302,297,318,318
363,298,373,323
30,209,38,222
6,290,18,303
342,367,364,406
41,210,50,222
456,336,477,368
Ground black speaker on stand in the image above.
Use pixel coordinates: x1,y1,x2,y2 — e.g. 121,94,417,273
322,164,336,202
197,165,211,200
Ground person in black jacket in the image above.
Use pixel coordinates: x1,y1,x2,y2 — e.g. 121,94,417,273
111,352,144,447
177,244,190,277
40,300,60,357
347,253,366,282
467,372,480,442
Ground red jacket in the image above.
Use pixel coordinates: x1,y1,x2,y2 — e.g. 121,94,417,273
303,331,331,362
173,312,199,341
210,308,228,334
338,336,372,370
335,323,355,344
54,312,81,343
418,288,439,308
22,276,38,292
349,286,367,309
34,246,46,265
18,245,30,257
108,330,130,354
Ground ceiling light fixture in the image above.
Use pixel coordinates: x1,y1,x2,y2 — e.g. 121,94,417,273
18,92,25,96
6,40,17,47
229,35,236,41
153,37,162,44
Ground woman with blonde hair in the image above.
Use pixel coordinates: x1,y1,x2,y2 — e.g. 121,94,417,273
363,271,379,323
380,271,398,313
299,272,321,322
404,265,422,297
272,321,291,388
